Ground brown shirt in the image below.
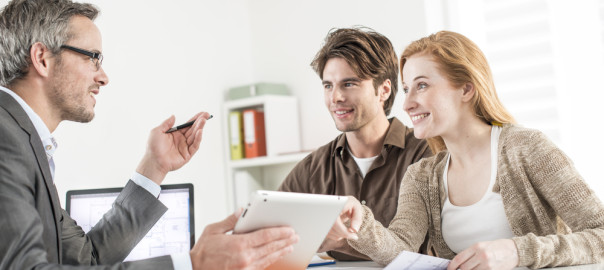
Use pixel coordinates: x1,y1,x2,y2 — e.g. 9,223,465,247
278,117,432,260
349,124,604,268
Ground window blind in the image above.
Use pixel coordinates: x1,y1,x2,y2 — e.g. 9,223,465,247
482,0,560,144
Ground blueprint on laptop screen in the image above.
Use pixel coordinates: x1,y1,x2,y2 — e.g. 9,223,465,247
69,189,191,261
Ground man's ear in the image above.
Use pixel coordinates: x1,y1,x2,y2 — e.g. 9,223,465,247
379,79,392,102
29,42,53,78
461,82,475,102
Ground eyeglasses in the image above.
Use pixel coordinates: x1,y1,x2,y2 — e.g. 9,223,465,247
60,45,104,71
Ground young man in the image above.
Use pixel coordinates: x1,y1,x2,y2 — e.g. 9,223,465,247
278,28,432,260
0,0,296,269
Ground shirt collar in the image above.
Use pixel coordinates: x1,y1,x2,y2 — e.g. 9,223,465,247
382,117,408,149
0,86,58,159
334,117,408,157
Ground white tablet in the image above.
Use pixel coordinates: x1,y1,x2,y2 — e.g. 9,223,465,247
233,190,348,270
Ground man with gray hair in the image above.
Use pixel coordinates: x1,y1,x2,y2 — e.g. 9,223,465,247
0,0,297,269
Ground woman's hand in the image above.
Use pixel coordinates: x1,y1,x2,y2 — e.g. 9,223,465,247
325,196,365,242
447,239,519,270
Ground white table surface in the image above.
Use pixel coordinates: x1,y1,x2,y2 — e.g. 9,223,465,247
308,261,604,270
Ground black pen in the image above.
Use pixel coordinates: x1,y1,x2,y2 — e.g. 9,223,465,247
166,115,213,133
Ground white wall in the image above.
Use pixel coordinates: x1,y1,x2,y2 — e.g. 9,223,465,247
2,0,602,240
247,0,428,149
0,0,427,240
48,0,256,236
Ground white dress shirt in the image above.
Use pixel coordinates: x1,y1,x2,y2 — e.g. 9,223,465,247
0,86,57,178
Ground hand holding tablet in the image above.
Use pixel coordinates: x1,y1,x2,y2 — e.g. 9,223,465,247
234,190,348,270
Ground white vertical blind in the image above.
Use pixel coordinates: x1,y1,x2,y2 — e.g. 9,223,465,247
482,0,560,143
434,0,604,198
601,0,604,59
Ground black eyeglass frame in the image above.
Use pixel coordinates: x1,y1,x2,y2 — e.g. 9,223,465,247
60,45,103,70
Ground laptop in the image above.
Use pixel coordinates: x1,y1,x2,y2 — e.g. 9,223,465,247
234,190,348,270
66,183,194,261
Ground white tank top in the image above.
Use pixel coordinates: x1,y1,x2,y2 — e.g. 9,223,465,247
441,126,515,253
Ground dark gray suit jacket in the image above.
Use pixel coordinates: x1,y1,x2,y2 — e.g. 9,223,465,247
0,91,175,269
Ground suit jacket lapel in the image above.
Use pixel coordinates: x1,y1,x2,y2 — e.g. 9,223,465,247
0,91,63,261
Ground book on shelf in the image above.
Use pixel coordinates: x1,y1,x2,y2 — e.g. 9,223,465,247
228,111,245,160
243,108,267,158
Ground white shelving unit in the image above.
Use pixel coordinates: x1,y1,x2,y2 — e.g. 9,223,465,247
229,152,310,169
222,95,310,210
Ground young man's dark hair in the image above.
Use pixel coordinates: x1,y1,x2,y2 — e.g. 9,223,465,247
311,27,399,116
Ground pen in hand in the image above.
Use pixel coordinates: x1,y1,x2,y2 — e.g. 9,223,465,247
166,115,213,133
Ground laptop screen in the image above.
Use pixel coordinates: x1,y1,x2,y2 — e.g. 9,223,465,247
66,183,194,261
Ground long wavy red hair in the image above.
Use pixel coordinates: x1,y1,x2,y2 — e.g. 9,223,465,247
401,31,516,153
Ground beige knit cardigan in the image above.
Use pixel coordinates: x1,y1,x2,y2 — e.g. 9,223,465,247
348,124,604,269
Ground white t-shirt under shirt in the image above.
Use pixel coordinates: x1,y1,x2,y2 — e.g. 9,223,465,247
348,147,378,179
441,125,515,254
